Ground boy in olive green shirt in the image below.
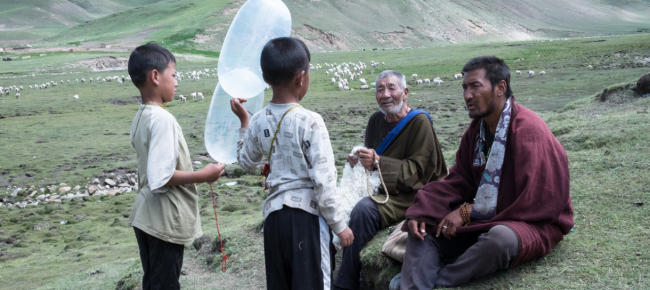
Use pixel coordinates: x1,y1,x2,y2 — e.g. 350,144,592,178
128,42,225,290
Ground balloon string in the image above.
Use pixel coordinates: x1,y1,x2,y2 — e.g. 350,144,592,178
210,183,230,273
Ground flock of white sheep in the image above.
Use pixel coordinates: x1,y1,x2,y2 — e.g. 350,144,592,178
0,75,134,101
317,58,557,93
320,60,388,91
0,68,216,102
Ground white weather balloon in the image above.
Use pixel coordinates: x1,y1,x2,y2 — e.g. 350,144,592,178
204,83,264,164
205,0,291,163
217,0,292,99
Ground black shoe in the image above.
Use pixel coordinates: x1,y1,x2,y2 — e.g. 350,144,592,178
332,285,350,290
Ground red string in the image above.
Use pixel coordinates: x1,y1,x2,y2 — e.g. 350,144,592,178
210,183,230,273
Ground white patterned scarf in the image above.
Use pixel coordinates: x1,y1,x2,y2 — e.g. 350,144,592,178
471,97,512,220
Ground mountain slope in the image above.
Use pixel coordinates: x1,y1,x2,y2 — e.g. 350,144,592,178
1,0,650,50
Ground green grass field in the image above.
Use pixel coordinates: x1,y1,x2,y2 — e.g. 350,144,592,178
1,33,649,289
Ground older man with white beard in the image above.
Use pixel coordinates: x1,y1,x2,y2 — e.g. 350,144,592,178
333,70,448,290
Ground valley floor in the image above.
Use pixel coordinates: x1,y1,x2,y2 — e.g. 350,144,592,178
1,34,649,289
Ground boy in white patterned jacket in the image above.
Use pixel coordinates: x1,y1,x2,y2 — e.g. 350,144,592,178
230,37,353,290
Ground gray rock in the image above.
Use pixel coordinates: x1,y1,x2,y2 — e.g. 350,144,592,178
129,177,136,184
88,185,98,194
11,188,21,197
118,183,130,187
33,225,42,230
50,195,60,200
92,178,100,184
59,187,72,194
104,178,116,186
36,195,46,201
72,185,80,190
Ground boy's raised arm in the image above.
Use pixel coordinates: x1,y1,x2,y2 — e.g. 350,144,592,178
231,98,264,173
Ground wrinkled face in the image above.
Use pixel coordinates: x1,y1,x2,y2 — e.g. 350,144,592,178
160,61,178,103
375,75,407,114
462,68,497,119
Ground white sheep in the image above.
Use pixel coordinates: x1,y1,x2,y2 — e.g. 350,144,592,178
338,83,344,91
359,78,367,85
332,146,381,250
190,92,197,100
515,70,521,75
540,71,546,76
454,73,463,80
528,71,535,76
15,93,20,98
433,79,444,86
360,85,369,90
411,74,418,80
73,94,79,101
344,85,350,91
424,79,431,84
197,92,204,100
180,96,187,102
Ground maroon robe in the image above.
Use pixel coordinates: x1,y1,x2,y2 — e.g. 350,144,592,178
402,101,574,266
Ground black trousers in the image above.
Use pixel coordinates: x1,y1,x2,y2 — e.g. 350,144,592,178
134,227,185,290
264,206,335,290
334,198,382,290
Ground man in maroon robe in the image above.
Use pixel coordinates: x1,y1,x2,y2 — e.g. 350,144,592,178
391,56,574,289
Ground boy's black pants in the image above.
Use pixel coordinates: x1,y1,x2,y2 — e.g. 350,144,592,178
264,206,336,290
134,227,185,290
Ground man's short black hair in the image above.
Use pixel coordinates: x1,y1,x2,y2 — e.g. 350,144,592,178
260,37,310,86
462,56,513,98
128,42,176,87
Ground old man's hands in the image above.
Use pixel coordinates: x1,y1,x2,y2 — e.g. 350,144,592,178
350,148,379,171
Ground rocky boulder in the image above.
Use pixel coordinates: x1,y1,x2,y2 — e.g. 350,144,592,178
636,73,650,95
104,179,116,186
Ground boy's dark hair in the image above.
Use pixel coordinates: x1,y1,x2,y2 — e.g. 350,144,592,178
462,56,513,98
260,37,311,86
128,42,176,88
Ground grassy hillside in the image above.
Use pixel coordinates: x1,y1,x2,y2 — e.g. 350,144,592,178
2,0,650,51
0,33,649,289
0,0,162,44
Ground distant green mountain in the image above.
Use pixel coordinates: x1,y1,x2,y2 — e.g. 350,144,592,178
1,0,649,51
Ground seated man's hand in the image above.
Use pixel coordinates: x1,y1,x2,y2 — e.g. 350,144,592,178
357,148,379,171
347,154,359,168
407,219,428,241
436,207,465,239
337,227,354,247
